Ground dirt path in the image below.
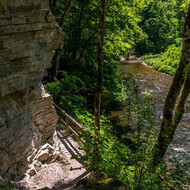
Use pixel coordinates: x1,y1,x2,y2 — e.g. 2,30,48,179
19,127,90,190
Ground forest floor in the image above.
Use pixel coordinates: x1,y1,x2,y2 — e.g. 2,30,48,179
18,127,90,190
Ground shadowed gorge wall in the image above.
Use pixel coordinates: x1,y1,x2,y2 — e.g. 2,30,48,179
0,0,62,179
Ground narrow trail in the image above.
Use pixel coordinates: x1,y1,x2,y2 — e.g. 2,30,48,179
19,126,90,190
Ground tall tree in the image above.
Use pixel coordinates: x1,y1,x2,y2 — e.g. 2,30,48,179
49,0,75,80
151,3,190,166
94,0,106,138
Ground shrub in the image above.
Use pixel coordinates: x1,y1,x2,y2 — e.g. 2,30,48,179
142,44,181,75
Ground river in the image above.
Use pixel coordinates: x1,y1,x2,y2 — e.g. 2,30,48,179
109,60,190,163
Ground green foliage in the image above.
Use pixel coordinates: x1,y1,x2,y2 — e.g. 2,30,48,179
45,71,89,119
80,76,189,189
142,44,182,75
135,0,187,55
81,76,157,189
0,184,16,190
103,59,126,102
48,0,153,102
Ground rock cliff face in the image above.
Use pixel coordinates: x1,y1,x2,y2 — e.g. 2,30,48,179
0,0,62,179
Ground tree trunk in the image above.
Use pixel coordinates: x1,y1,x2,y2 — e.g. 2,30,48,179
72,5,83,60
50,0,74,80
94,0,106,139
59,0,75,28
51,0,58,8
151,4,190,166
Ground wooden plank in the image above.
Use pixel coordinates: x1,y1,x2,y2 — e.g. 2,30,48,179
60,118,79,137
53,103,88,134
59,118,85,143
65,117,70,136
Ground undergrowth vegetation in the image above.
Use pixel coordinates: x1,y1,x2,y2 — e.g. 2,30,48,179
46,75,189,190
142,44,182,75
79,75,190,190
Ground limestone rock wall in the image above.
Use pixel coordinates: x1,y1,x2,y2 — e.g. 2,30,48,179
0,0,62,179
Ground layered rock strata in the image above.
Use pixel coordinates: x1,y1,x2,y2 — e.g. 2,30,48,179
0,0,62,179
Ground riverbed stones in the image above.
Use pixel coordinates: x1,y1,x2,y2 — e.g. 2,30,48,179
0,0,62,180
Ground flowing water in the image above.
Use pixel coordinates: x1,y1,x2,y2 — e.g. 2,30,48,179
109,60,190,162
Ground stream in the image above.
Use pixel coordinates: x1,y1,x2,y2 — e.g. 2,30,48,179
109,60,190,163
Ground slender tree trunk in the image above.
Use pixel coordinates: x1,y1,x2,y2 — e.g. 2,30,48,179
94,0,106,140
60,0,75,28
50,0,74,80
72,5,83,60
151,4,190,166
78,31,97,62
51,0,58,8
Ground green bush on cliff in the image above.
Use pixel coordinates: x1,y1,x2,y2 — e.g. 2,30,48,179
44,71,93,126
